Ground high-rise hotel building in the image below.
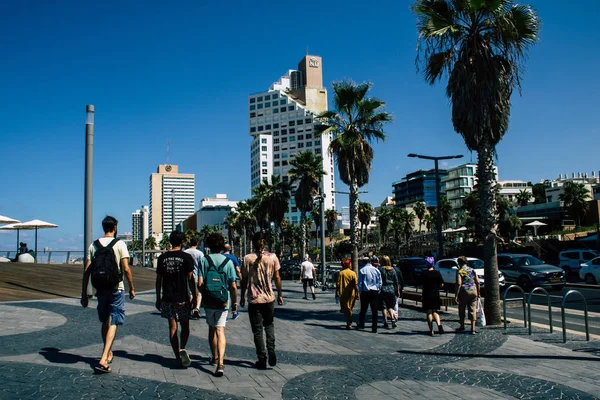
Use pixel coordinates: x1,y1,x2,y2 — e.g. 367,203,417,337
249,55,336,224
132,205,149,242
149,164,195,234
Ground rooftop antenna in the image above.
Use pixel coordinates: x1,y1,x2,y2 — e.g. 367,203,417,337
166,138,171,164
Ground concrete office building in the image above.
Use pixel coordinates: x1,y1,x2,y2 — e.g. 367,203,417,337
149,164,195,235
498,181,532,203
443,163,499,211
543,172,599,203
392,169,448,208
248,55,335,225
132,205,149,242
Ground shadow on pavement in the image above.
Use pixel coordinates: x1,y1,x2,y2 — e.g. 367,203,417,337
113,350,180,369
39,347,97,371
7,282,75,299
396,349,600,362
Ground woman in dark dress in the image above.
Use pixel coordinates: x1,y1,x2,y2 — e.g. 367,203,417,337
421,264,444,336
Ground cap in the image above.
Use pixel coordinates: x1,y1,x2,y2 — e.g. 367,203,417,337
371,256,379,264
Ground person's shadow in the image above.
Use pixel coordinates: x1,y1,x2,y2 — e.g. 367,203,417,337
112,350,180,369
39,347,97,372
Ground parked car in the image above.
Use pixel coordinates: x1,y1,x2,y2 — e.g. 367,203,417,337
279,260,300,280
579,256,600,285
434,257,505,290
396,257,429,281
497,253,565,291
559,249,600,275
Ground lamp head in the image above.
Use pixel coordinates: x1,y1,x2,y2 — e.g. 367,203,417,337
408,153,418,158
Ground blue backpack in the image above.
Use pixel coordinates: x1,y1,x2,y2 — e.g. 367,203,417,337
202,255,230,308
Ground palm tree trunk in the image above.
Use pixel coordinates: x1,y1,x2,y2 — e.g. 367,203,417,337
300,211,307,259
349,182,360,274
478,146,501,326
418,219,422,233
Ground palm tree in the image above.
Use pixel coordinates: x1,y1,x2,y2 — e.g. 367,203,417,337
324,208,339,254
414,0,540,325
413,201,426,233
532,183,547,204
158,234,171,251
377,207,392,245
144,236,156,250
315,81,392,272
559,182,591,228
438,196,453,229
393,208,415,244
224,211,239,254
358,202,374,248
423,214,433,233
516,190,533,207
288,151,326,259
236,200,256,255
252,175,291,251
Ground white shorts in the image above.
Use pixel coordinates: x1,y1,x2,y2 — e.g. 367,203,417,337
204,308,228,327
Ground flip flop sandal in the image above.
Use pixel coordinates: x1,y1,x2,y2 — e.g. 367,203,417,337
94,365,112,374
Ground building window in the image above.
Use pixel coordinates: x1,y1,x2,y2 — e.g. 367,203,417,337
297,120,303,125
250,127,256,133
257,96,263,102
257,103,263,109
283,176,289,182
292,207,298,212
314,140,321,145
273,123,279,129
274,154,280,159
250,98,256,104
297,135,303,140
289,128,295,134
250,112,256,118
265,102,270,107
261,146,267,151
274,138,279,144
289,120,295,126
280,99,287,105
282,160,288,166
289,136,295,141
274,146,280,151
315,148,321,154
282,153,288,159
280,107,286,112
273,131,279,136
273,108,278,114
288,105,295,111
305,133,312,139
261,138,267,144
265,124,271,130
262,169,267,174
306,141,312,147
258,126,264,131
274,161,280,167
250,105,256,111
281,129,287,135
298,143,304,148
272,93,278,99
305,118,311,124
265,95,270,100
262,161,267,167
282,137,288,143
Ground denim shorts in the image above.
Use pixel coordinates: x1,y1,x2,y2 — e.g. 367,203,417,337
96,290,125,326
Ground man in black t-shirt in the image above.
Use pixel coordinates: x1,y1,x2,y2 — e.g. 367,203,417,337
156,231,197,368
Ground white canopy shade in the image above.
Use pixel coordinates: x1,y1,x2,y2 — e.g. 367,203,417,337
442,228,454,233
525,220,547,227
0,223,21,231
12,219,59,260
453,226,468,232
0,215,21,225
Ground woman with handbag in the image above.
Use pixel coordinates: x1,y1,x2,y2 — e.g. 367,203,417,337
455,256,481,334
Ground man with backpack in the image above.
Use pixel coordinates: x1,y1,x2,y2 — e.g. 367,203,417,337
198,232,237,377
156,231,197,368
81,216,135,374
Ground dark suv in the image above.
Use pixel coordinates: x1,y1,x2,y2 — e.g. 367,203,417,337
396,257,429,282
497,253,565,291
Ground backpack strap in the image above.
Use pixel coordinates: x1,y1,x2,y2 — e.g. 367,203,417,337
218,258,230,271
93,239,103,249
106,238,119,249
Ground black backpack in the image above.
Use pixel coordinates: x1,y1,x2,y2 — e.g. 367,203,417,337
91,239,122,290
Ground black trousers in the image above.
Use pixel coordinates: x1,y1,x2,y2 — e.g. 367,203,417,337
248,302,275,360
358,290,379,330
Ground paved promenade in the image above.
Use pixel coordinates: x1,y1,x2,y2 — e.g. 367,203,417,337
1,281,600,399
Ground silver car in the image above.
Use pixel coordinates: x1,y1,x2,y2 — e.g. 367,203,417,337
434,257,505,289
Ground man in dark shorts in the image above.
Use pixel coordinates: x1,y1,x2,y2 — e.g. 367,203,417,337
300,255,317,300
81,216,135,374
156,231,197,368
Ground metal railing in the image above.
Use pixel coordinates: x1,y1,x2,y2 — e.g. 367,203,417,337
527,287,552,335
561,290,590,343
2,250,85,264
503,285,527,330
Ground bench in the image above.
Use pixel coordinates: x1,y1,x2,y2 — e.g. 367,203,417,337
401,288,455,311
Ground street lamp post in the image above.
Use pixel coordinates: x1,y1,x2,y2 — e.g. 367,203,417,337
407,153,463,259
171,189,175,233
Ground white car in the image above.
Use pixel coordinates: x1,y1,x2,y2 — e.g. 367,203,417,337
434,257,506,289
559,250,600,275
579,256,600,285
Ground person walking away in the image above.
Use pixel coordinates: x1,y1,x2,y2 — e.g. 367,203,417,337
357,256,382,333
421,262,445,336
378,256,399,329
81,216,135,374
185,235,204,319
156,231,197,368
198,232,238,377
392,260,405,322
337,258,358,329
455,256,481,334
300,255,317,300
240,232,284,369
223,244,241,282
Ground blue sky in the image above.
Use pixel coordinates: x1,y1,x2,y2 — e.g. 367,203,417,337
1,0,599,252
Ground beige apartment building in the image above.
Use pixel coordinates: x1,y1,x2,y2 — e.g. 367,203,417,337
149,164,195,235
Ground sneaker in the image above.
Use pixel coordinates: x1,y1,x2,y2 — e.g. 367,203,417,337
179,349,191,367
391,320,397,329
268,351,277,367
231,311,240,320
312,293,316,300
191,308,200,320
255,358,267,370
215,364,224,377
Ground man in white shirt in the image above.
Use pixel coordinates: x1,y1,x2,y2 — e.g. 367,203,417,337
81,216,135,374
184,235,204,319
300,255,317,300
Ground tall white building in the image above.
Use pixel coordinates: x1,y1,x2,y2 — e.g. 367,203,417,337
442,163,498,210
149,164,195,234
132,206,149,242
249,55,336,224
